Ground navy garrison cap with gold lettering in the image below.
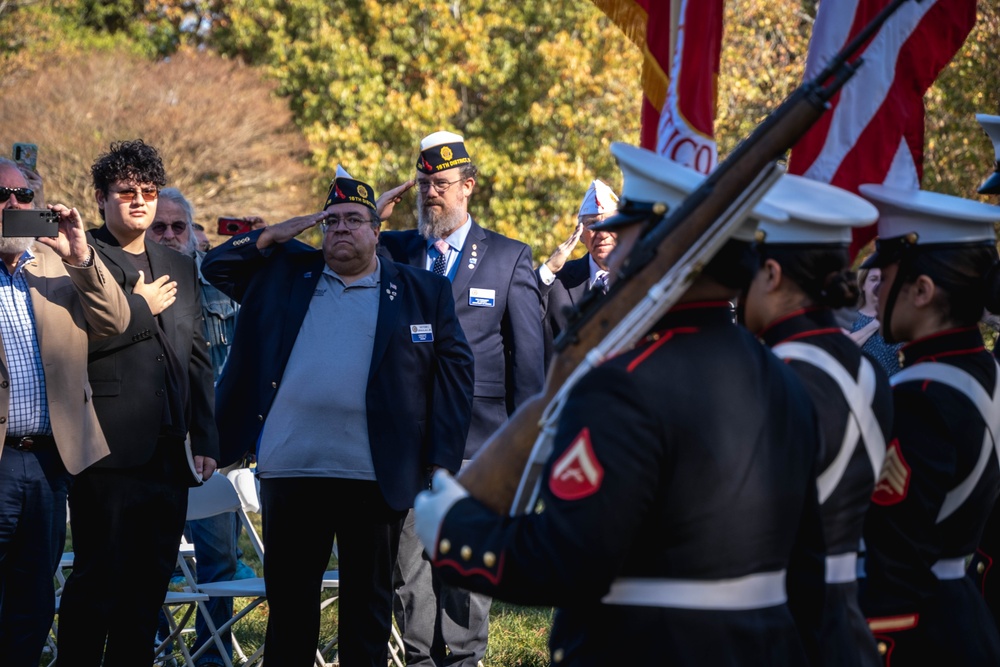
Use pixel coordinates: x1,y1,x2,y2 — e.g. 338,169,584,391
417,131,472,174
323,165,377,211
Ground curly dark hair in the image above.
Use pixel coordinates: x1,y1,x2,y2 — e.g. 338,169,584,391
91,139,167,194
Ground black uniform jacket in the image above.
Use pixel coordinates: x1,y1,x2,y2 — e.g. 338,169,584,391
86,225,218,469
862,326,1000,665
202,230,475,512
433,302,826,666
761,307,893,667
379,219,544,458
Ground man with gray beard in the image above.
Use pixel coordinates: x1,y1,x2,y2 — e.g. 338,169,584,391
0,158,129,665
379,131,545,667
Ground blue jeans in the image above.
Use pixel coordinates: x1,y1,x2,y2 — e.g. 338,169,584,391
0,444,71,667
188,512,239,663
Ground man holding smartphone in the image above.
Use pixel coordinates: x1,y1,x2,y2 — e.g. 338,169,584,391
0,158,129,666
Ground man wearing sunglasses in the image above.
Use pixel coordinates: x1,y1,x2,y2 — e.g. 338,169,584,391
0,158,129,666
57,140,219,666
379,131,545,667
202,166,473,666
148,186,243,667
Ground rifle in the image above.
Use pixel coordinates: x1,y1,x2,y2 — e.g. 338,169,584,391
458,0,918,515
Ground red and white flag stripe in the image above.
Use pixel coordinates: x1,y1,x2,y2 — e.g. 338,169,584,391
591,0,723,173
788,0,977,257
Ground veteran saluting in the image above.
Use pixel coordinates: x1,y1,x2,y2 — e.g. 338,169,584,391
202,166,474,667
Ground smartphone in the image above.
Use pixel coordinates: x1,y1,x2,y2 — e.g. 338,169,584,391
218,217,252,236
2,209,58,237
12,143,38,171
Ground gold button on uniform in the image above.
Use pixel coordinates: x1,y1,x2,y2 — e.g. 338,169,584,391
439,539,451,555
534,499,545,514
978,561,987,574
461,545,473,561
877,642,887,656
483,551,496,568
552,648,565,663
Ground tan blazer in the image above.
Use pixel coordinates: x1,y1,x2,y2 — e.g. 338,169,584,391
0,244,130,474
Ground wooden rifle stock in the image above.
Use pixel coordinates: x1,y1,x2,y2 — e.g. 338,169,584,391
458,0,915,515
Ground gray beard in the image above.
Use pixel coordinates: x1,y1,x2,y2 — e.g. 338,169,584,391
0,236,34,257
417,195,467,240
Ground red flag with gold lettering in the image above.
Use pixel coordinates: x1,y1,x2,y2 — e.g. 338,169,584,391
592,0,724,175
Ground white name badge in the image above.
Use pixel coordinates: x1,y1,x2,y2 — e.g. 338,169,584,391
410,324,434,343
469,288,496,308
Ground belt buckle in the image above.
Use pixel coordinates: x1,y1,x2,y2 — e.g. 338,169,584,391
16,437,35,452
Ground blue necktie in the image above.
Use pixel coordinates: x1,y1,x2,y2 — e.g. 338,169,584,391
432,239,450,276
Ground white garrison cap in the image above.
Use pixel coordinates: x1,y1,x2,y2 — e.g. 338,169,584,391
757,174,878,245
420,131,465,151
578,179,619,217
976,114,1000,195
592,143,786,241
859,184,1000,243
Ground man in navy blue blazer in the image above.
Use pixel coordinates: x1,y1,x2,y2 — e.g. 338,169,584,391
202,167,474,667
379,132,545,667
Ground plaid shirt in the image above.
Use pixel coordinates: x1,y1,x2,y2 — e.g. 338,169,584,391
0,248,51,436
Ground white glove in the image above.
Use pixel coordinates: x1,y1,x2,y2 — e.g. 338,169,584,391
414,469,469,558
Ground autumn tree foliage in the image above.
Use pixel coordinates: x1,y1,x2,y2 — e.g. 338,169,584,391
0,47,313,242
1,0,997,258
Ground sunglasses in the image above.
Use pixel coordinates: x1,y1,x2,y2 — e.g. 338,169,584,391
149,221,188,235
111,186,159,203
0,187,35,204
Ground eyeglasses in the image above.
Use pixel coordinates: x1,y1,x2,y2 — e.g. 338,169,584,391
320,215,370,233
111,186,159,203
416,178,463,194
0,187,34,204
149,221,188,235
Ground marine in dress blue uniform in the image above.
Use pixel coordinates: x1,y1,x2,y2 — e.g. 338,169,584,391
742,174,892,667
971,113,1000,632
856,184,1000,665
413,144,827,666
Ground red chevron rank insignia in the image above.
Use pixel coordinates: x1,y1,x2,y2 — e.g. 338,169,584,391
872,439,910,506
549,427,604,501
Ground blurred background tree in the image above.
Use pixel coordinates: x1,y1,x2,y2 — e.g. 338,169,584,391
1,0,997,255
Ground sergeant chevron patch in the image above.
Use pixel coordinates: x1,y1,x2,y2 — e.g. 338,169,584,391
872,439,910,506
549,428,604,501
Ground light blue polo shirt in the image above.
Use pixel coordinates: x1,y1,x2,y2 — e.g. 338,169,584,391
257,261,381,479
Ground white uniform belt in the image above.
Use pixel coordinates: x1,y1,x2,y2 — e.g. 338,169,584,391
931,556,969,580
826,553,858,584
601,570,786,610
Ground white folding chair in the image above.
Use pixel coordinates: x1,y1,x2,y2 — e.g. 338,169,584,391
224,468,342,667
178,471,269,667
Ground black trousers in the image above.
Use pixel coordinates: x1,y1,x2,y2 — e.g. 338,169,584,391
260,477,404,667
57,438,189,667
